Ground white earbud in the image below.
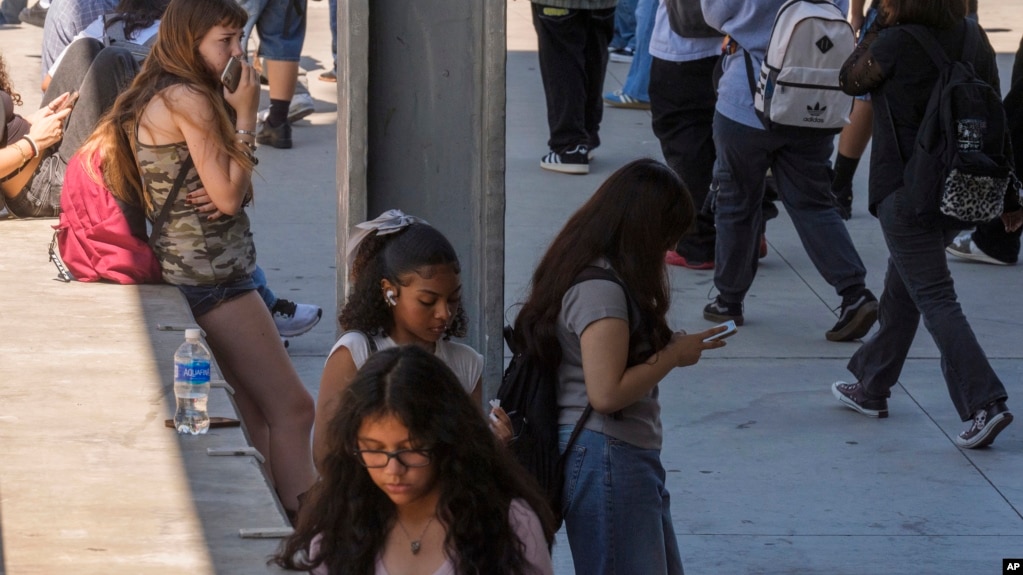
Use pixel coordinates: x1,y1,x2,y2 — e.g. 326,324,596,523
385,290,397,306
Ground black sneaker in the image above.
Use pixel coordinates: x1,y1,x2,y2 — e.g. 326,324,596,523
954,401,1013,449
257,120,292,149
826,288,878,342
832,381,888,418
540,145,589,175
703,296,744,325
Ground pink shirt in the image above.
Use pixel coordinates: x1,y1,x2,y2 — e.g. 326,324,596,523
308,499,553,575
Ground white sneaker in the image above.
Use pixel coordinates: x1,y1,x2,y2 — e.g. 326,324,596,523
945,232,1011,265
257,93,316,124
272,299,322,337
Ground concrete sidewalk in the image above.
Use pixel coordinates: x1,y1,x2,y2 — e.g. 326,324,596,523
1,1,1022,573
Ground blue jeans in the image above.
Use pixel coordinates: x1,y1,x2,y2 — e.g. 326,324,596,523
238,0,307,61
251,265,276,310
560,427,684,575
328,0,337,70
178,274,259,318
848,193,1008,421
619,0,654,102
610,0,637,51
711,113,867,303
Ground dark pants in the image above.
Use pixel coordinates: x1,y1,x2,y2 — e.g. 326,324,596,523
649,55,718,262
968,32,1023,263
42,38,139,164
531,4,614,153
8,40,138,218
849,193,1007,421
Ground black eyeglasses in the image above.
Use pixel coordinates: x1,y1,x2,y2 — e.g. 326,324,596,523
354,448,432,468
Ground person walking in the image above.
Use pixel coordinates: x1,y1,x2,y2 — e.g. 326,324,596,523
700,0,879,342
831,0,1021,448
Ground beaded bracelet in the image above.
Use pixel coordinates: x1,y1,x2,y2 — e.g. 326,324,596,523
237,140,258,165
21,135,39,159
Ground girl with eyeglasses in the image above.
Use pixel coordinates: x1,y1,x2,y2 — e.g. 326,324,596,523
274,345,556,575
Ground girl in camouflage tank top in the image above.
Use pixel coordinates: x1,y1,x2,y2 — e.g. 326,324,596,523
79,0,316,520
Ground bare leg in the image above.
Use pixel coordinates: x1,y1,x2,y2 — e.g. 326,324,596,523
215,359,273,483
195,291,315,511
265,60,299,102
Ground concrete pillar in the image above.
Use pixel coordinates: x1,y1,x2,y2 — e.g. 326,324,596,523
336,1,507,396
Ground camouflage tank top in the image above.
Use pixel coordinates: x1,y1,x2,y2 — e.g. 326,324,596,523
137,141,256,286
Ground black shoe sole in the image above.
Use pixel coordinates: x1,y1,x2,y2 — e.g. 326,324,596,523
826,300,878,342
955,412,1013,449
703,307,744,325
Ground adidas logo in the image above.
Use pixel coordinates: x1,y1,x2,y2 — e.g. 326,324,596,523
816,36,834,53
803,102,826,124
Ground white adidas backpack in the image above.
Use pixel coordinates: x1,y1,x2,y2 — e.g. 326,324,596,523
750,0,855,131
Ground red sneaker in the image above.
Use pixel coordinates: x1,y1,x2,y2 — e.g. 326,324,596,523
665,251,714,270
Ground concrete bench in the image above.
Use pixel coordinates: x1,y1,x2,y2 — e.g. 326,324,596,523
0,219,290,574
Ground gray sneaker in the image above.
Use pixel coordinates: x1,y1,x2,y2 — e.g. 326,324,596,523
257,93,315,125
945,232,1011,266
272,299,322,337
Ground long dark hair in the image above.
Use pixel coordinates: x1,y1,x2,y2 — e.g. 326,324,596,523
339,221,468,339
273,346,556,574
882,0,966,28
513,158,693,371
104,0,171,39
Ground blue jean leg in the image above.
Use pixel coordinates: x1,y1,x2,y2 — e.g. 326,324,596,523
848,193,1007,420
620,0,654,102
610,0,637,51
251,265,276,310
560,427,684,575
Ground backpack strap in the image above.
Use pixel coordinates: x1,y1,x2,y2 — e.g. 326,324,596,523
147,155,194,248
901,20,979,73
882,20,982,166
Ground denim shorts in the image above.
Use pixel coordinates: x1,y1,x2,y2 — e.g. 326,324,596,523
240,0,307,61
5,153,65,218
177,274,258,318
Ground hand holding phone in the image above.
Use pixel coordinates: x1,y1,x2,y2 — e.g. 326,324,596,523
220,57,243,93
703,320,737,343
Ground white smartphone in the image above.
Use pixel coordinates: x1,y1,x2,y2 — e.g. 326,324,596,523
704,320,737,342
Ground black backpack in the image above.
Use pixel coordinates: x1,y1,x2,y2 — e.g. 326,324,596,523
887,21,1018,227
497,266,652,529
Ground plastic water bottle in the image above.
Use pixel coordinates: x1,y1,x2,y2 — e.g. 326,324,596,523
173,328,211,435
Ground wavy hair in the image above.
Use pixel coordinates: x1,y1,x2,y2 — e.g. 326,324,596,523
273,346,556,575
339,221,468,339
104,0,172,39
513,158,693,371
0,53,21,106
81,0,251,208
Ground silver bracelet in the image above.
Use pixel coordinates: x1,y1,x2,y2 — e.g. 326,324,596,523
236,129,256,136
21,135,39,158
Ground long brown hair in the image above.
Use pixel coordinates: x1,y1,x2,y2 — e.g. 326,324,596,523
81,0,250,207
513,158,694,371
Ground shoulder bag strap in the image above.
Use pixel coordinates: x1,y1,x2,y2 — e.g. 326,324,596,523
147,155,194,248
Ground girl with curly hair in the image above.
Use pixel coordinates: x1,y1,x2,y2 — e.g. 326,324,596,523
80,0,315,516
315,210,512,469
275,345,555,575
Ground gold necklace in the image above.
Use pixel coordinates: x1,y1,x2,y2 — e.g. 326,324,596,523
396,516,436,555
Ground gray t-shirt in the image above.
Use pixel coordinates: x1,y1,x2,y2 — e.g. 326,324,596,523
555,266,663,450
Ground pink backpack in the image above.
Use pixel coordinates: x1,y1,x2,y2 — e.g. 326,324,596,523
50,149,191,284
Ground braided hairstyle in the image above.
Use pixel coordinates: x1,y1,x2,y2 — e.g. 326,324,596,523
339,221,468,339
